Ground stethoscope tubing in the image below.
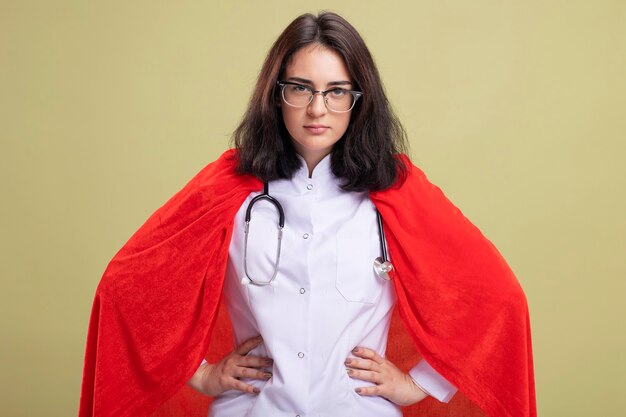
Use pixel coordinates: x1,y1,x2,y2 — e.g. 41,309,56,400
376,210,390,264
242,182,394,286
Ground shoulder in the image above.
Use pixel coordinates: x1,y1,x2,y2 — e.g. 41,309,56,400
193,148,262,196
371,153,443,206
389,153,428,189
194,148,239,180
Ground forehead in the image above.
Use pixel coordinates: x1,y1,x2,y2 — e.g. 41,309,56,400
284,44,351,83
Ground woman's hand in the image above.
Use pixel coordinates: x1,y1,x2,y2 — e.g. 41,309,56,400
345,346,428,406
187,335,273,397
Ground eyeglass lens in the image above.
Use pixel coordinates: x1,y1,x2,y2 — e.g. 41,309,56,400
282,84,356,112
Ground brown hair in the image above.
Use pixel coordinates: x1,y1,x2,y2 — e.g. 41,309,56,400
232,11,408,191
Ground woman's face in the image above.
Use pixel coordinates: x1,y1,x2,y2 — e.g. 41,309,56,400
280,44,353,166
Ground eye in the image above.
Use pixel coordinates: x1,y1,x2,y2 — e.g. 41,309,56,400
288,84,310,94
328,88,347,97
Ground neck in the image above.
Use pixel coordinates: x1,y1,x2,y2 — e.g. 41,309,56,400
297,150,331,178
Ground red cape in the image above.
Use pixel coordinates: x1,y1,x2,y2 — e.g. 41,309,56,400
79,149,535,417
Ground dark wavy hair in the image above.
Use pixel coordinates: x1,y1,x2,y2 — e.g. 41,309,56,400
232,11,408,192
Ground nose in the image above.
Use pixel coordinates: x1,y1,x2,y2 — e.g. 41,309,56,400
307,92,327,117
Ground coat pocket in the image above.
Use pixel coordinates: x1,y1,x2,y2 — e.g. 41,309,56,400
335,234,386,304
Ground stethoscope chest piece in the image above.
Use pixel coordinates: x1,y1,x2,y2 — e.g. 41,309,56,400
374,256,395,281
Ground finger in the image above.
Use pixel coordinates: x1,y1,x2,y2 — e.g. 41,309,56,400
235,335,263,356
346,368,383,384
352,347,385,365
345,357,381,372
354,384,384,397
238,355,274,369
226,376,262,395
234,366,273,381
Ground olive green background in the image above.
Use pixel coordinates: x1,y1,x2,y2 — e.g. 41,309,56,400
1,1,624,416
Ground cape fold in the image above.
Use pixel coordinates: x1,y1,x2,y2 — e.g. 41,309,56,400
371,155,536,417
79,149,262,416
79,150,535,417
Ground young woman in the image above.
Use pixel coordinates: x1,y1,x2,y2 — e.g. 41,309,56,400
79,12,536,417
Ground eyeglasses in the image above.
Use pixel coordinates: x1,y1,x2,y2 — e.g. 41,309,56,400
277,81,363,113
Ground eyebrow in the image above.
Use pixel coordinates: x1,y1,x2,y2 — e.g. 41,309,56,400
287,77,352,87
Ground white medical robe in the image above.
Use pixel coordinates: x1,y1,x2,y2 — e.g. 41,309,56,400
208,155,456,417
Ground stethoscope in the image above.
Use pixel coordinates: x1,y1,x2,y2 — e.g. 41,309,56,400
241,182,395,286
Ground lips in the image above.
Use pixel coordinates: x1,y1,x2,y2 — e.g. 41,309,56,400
304,125,330,134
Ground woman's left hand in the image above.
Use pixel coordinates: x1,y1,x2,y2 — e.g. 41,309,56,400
345,346,428,406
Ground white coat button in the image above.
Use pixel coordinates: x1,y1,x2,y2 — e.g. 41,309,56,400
302,233,309,239
306,184,313,190
299,288,306,294
298,352,305,358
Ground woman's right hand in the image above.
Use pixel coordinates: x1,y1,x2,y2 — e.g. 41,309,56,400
187,335,273,396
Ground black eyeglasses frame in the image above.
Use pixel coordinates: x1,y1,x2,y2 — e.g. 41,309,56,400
276,81,363,113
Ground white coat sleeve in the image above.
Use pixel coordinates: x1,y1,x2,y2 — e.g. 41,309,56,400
409,359,457,403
